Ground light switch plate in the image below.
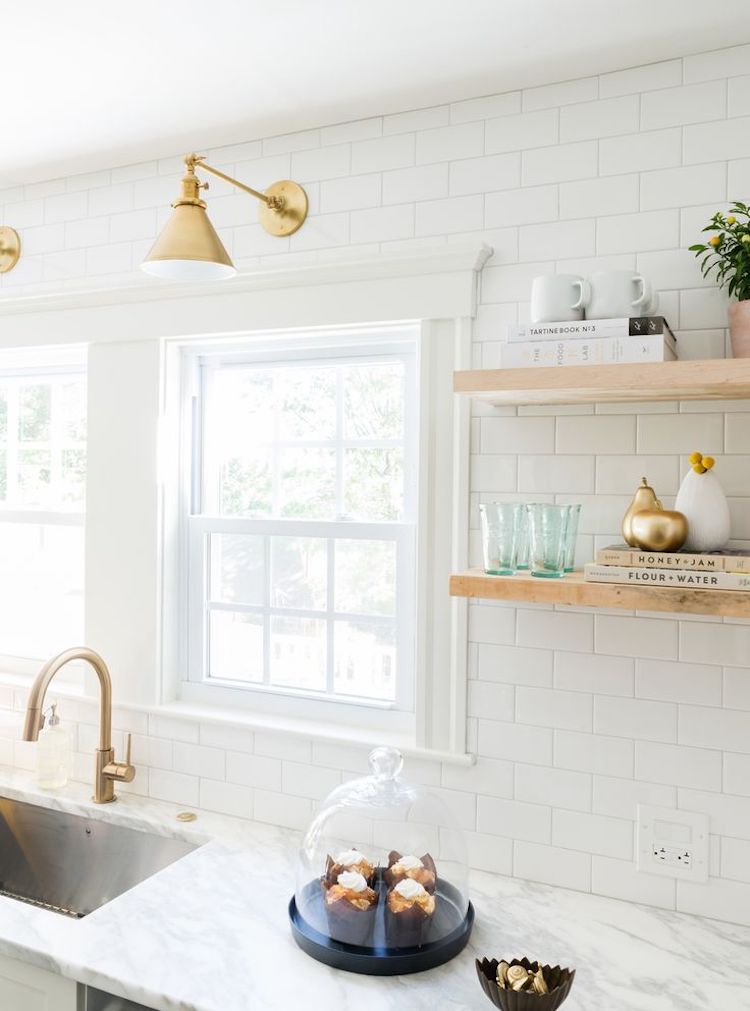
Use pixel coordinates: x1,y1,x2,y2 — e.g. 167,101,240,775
636,804,709,882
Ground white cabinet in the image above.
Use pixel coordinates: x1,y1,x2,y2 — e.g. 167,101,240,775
0,952,78,1011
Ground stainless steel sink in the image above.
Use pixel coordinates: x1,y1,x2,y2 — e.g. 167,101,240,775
0,796,196,917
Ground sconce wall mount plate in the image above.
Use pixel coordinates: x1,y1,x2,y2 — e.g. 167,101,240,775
0,227,21,274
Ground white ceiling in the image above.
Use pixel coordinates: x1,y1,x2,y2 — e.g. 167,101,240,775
3,1,750,186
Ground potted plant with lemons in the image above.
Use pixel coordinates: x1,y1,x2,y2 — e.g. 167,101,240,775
690,202,750,357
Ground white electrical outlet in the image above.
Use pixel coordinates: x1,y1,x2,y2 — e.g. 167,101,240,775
636,805,709,882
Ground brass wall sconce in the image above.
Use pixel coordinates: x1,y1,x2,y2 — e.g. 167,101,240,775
0,227,21,274
141,153,308,281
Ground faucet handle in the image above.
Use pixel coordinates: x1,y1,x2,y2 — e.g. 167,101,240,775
102,733,136,785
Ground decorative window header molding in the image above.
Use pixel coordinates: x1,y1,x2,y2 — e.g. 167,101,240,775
0,242,493,348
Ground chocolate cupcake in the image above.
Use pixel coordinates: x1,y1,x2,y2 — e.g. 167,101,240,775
385,878,436,948
323,870,378,947
384,851,437,893
324,848,376,888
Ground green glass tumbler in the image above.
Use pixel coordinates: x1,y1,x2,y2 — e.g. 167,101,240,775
563,503,582,572
527,503,571,579
480,503,523,575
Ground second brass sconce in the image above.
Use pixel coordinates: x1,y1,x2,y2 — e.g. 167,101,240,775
141,153,308,281
0,227,21,274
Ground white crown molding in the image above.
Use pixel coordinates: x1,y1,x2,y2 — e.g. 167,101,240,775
0,242,494,318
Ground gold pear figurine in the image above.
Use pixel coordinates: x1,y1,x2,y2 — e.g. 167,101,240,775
622,477,661,547
630,509,689,553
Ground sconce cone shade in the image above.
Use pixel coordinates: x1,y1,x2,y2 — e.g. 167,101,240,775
141,202,236,281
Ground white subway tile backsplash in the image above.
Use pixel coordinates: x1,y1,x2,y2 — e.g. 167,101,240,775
468,680,515,719
173,742,225,780
599,60,681,98
599,128,681,175
641,80,727,130
594,695,677,741
519,454,595,493
640,162,726,212
684,116,750,165
637,412,723,454
684,43,750,82
724,668,750,711
382,163,448,204
522,140,598,185
442,756,514,798
470,606,517,646
477,795,551,843
516,686,593,732
517,609,594,653
466,831,514,874
320,174,381,213
678,877,750,927
680,621,750,668
678,788,750,838
636,659,722,706
592,854,676,907
199,779,252,818
486,109,558,154
384,105,449,135
679,705,750,754
553,809,633,859
523,77,598,111
721,837,750,883
149,769,200,807
416,122,484,164
515,762,591,812
635,740,722,790
560,95,639,142
559,174,639,220
451,92,521,123
554,729,634,778
513,840,591,890
519,218,595,261
351,133,415,173
481,415,555,454
478,719,554,766
554,651,634,697
416,195,482,236
226,752,282,791
592,775,676,819
351,204,414,243
254,789,312,830
485,184,558,228
597,208,679,254
477,644,554,687
449,153,520,197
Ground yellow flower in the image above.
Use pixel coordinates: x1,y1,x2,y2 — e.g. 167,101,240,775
743,235,750,244
727,216,737,225
702,456,715,470
692,463,707,474
708,235,722,247
688,451,703,465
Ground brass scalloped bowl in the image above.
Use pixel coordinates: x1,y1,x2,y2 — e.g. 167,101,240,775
476,957,575,1011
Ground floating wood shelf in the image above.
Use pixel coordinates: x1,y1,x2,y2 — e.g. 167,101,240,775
454,359,750,406
450,568,750,618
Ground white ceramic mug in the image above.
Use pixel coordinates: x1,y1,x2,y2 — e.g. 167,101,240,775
530,274,590,323
588,270,653,319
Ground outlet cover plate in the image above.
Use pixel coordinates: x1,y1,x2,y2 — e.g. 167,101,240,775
636,804,709,882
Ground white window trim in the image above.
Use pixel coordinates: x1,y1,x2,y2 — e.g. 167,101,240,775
180,327,419,733
0,242,491,759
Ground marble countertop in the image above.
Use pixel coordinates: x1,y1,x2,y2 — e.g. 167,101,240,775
0,769,747,1011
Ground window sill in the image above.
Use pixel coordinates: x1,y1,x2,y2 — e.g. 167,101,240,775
1,668,473,767
158,699,476,767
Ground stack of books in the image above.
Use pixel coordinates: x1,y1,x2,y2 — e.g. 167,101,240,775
501,316,677,368
585,544,750,591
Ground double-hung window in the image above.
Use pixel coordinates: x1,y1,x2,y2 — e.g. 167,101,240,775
183,326,418,732
0,348,86,668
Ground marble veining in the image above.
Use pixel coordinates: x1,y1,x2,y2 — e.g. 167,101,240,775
0,768,746,1010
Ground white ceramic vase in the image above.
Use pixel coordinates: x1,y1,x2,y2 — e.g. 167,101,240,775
674,468,730,552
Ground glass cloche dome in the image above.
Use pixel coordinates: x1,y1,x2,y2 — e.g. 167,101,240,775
289,746,474,974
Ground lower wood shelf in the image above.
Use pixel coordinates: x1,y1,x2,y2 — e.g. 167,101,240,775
450,568,750,618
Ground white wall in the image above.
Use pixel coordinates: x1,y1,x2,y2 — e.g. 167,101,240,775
1,41,750,925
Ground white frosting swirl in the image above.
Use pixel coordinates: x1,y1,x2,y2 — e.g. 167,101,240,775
393,878,426,899
335,848,366,867
337,870,367,892
394,854,424,870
